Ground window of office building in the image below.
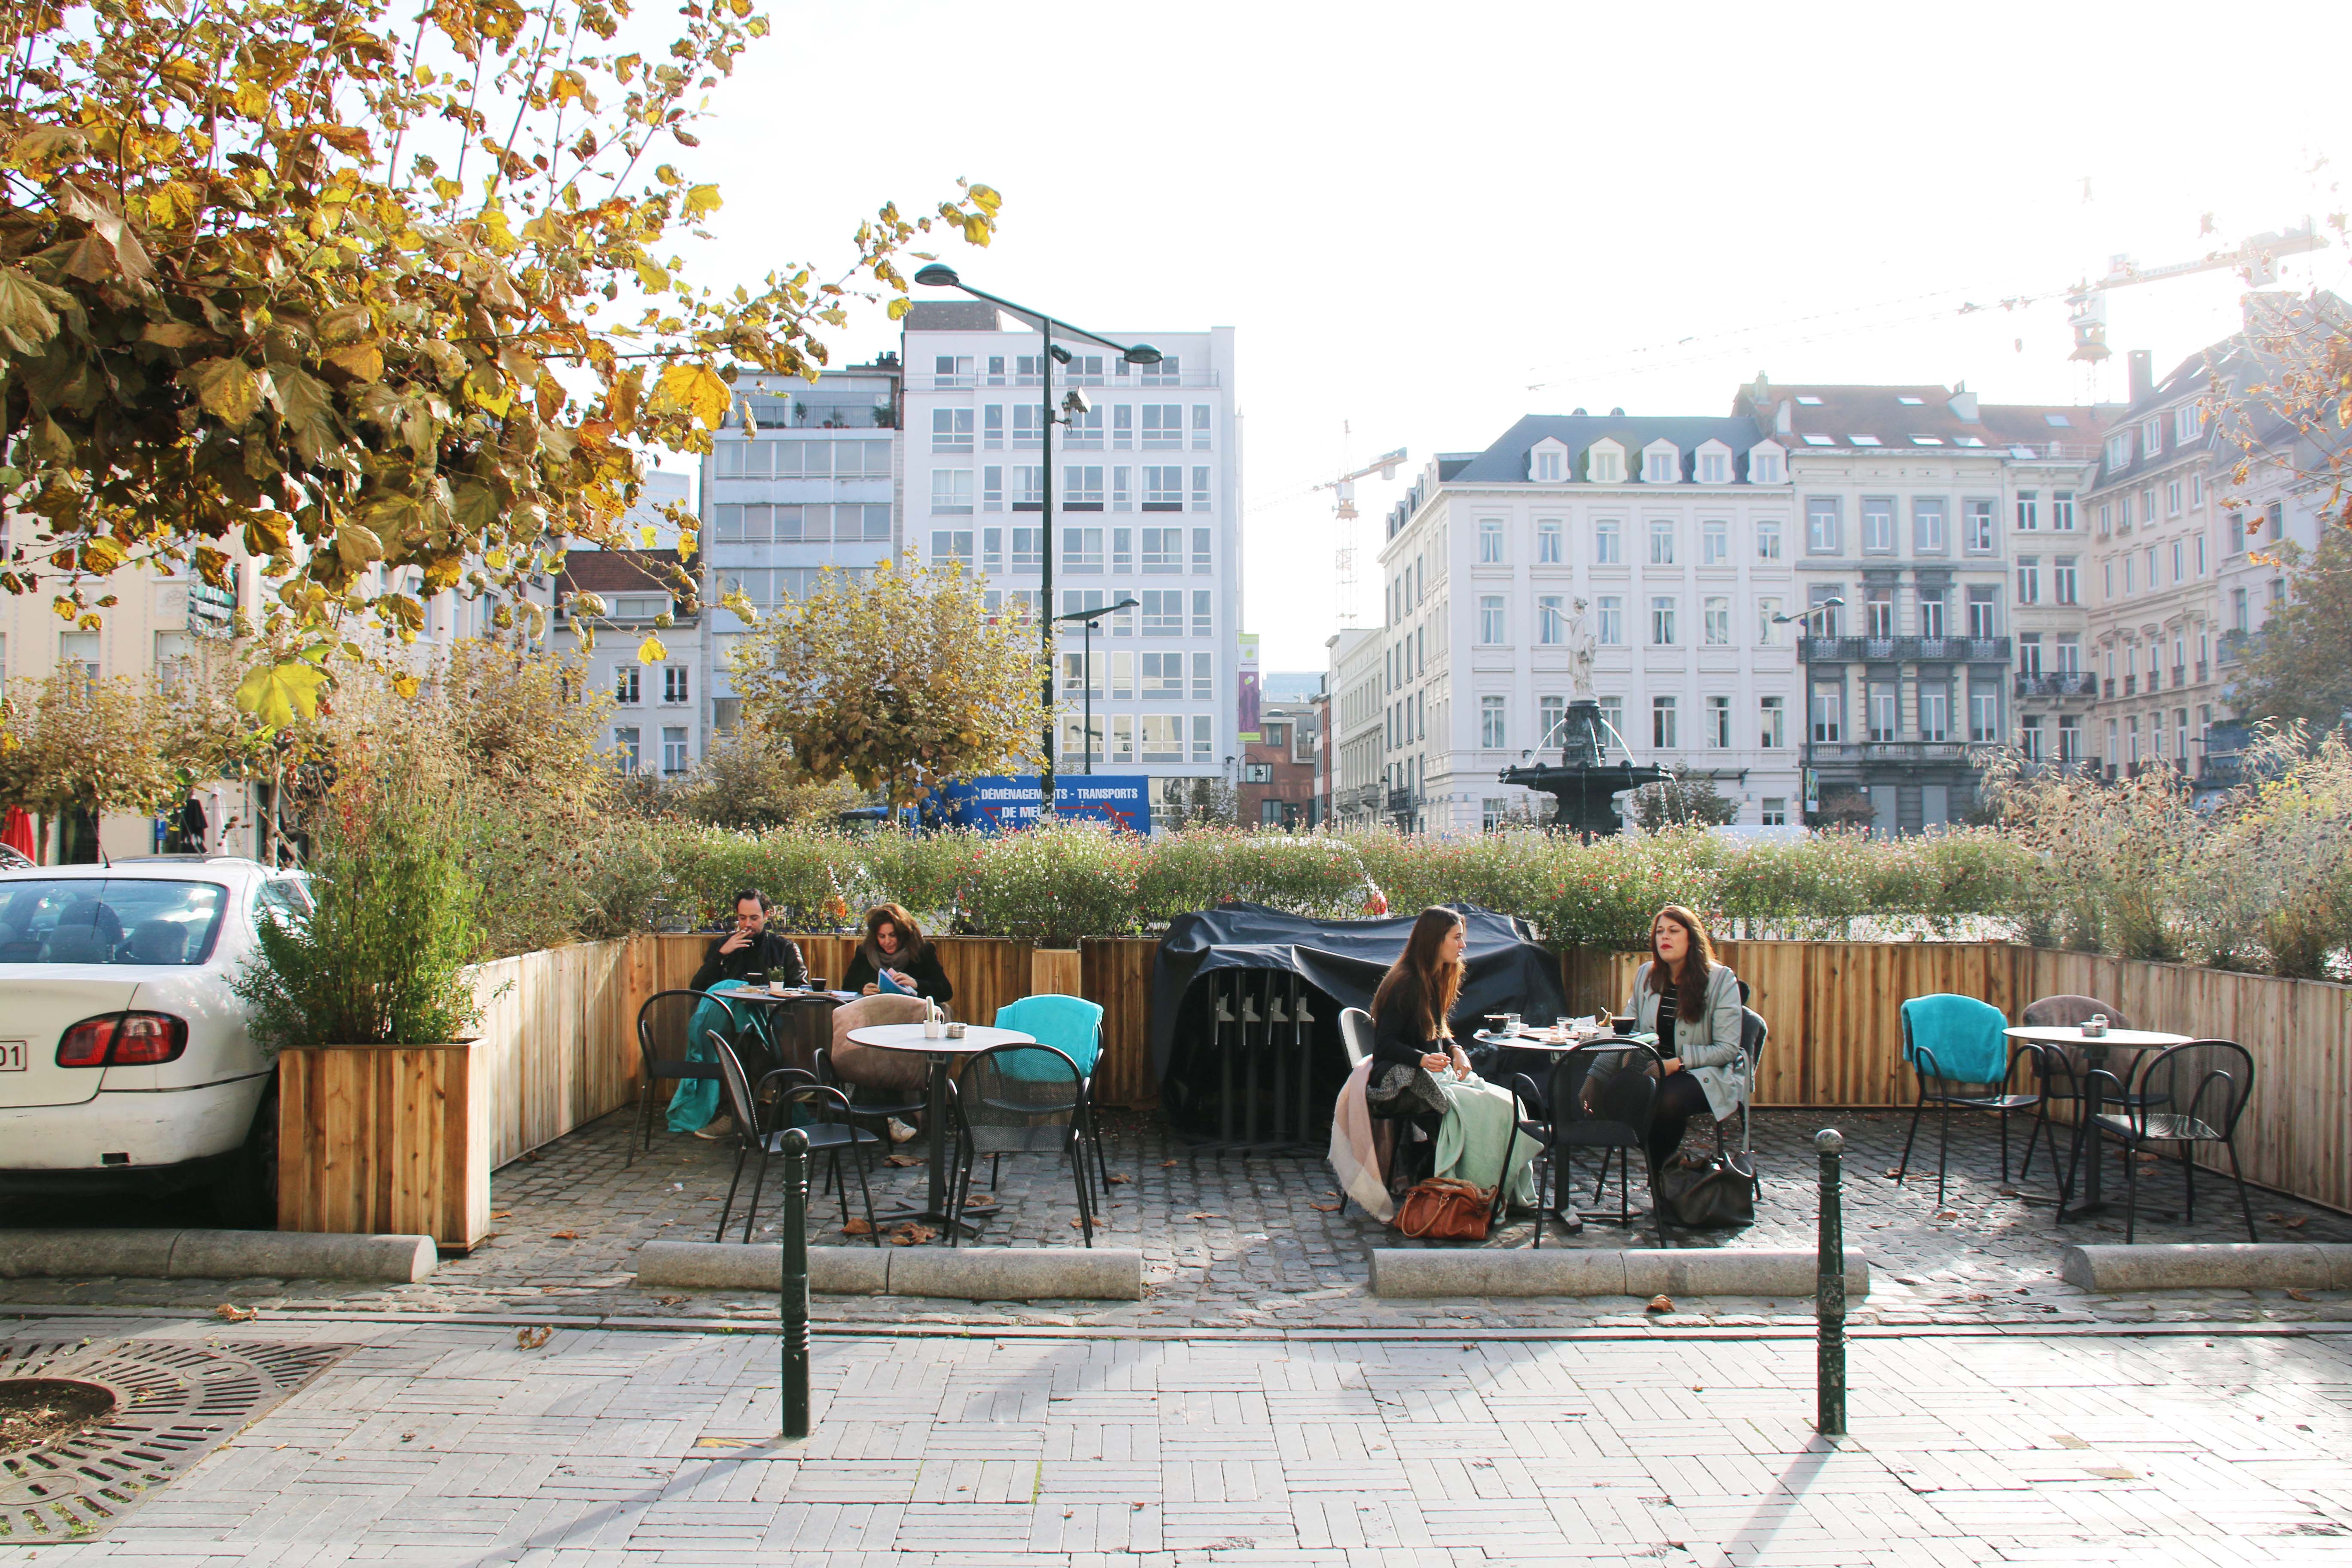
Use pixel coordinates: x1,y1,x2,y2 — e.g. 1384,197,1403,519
1537,518,1564,563
1703,596,1730,645
1651,695,1677,750
1481,695,1506,748
1706,695,1730,747
1594,519,1623,564
1479,595,1506,644
1596,595,1623,645
1538,595,1567,645
1479,518,1505,563
1650,596,1676,645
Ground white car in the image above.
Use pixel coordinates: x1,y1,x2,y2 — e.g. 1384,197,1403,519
0,856,311,1221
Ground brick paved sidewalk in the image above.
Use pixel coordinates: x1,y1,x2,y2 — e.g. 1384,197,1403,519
5,1316,2351,1564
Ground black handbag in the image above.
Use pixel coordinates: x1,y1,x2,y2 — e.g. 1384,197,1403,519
1657,1058,1758,1228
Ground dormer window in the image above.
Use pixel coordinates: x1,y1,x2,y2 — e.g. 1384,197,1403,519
2172,403,2203,443
1642,441,1680,484
1747,441,1785,484
2105,431,2132,469
2140,416,2162,456
1527,437,1569,484
1694,440,1732,484
1586,441,1625,484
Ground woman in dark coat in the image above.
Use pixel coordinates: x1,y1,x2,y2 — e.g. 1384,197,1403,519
842,903,954,1008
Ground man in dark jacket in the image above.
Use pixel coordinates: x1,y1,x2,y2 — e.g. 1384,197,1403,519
691,889,808,993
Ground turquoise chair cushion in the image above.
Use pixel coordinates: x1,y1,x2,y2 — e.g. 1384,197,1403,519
992,993,1105,1078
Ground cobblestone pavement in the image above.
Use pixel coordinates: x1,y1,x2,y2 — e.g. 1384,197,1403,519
6,1106,2349,1331
6,1316,2352,1564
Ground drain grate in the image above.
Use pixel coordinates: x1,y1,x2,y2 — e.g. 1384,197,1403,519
0,1336,351,1541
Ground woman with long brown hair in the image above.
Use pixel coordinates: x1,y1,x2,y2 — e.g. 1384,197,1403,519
1617,904,1747,1168
843,903,955,1007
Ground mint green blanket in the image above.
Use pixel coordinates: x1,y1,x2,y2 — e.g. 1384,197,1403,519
1433,1073,1541,1207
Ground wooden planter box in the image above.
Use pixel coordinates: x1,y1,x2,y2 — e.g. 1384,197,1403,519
276,1041,490,1252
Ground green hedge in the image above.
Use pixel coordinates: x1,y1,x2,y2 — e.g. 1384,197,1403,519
594,820,2041,952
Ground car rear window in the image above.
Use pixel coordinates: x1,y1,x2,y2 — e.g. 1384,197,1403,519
0,879,229,965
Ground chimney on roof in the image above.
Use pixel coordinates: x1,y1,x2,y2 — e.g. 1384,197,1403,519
1948,386,1979,422
2127,349,2153,405
1775,400,1792,436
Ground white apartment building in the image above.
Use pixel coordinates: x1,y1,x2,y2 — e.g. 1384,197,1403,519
700,360,902,741
548,549,704,778
2082,297,2346,784
1324,627,1382,827
1729,380,2026,834
900,303,1242,828
1376,414,1803,835
1975,404,2109,771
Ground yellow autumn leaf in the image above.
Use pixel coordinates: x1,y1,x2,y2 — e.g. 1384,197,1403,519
639,524,658,547
682,184,721,221
184,356,261,425
637,635,667,665
233,659,329,729
653,361,729,429
392,673,420,699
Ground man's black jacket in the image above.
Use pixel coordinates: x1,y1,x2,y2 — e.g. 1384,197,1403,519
690,928,808,993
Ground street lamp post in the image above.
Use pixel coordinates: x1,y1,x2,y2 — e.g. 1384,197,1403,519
913,266,1160,816
1771,596,1846,641
1050,598,1138,774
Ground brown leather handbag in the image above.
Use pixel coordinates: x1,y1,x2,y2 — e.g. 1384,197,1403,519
1393,1177,1495,1241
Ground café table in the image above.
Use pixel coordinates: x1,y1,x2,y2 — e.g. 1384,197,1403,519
2003,1024,2191,1219
845,1022,1035,1234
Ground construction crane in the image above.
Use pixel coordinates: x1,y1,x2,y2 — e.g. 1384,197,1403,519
1315,439,1406,627
2067,220,2329,361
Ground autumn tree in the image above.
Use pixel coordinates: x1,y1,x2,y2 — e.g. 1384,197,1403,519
2233,526,2352,729
728,557,1045,808
1630,763,1739,833
0,0,996,668
0,671,177,857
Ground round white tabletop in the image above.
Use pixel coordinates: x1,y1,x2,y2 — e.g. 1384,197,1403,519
2003,1025,2190,1049
845,1022,1035,1055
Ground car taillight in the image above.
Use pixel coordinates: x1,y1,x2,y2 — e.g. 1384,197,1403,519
57,1013,189,1067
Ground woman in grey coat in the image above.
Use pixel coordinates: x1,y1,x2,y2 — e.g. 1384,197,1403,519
1611,905,1748,1168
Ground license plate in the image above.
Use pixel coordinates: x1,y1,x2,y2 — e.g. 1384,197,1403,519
0,1041,24,1072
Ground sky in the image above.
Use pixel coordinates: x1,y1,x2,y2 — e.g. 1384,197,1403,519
659,0,2352,672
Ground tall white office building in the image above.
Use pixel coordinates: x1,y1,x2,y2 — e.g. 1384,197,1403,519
699,359,903,739
1376,414,1803,834
900,304,1243,828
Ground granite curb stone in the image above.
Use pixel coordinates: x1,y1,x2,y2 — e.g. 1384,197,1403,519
2061,1241,2352,1291
634,1239,1143,1299
0,1227,437,1282
1370,1245,1870,1298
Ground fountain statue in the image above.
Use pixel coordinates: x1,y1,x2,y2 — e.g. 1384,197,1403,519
1498,598,1667,838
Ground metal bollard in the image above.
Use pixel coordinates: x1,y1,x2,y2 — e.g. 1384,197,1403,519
778,1127,812,1440
1814,1127,1847,1437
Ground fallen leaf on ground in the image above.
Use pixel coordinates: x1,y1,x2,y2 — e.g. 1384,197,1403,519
888,1223,937,1246
1884,1168,1902,1179
550,1230,579,1240
884,1155,921,1168
1186,1212,1223,1221
1106,1173,1132,1185
213,1304,257,1323
840,1217,874,1236
1996,1188,2018,1198
2285,1216,2309,1228
961,1194,996,1210
1160,1160,1179,1168
515,1325,553,1350
2286,1288,2314,1302
1645,1295,1673,1314
491,1210,512,1219
1310,1203,1341,1212
2263,1211,2288,1222
655,1295,689,1307
1935,1211,1958,1221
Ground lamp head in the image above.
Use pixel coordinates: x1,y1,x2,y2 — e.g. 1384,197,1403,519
913,264,960,288
1063,387,1091,416
1122,343,1164,366
1047,343,1073,365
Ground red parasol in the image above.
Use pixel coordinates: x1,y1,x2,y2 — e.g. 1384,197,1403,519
1,805,34,864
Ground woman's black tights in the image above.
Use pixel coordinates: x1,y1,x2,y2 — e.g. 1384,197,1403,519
1648,1070,1711,1166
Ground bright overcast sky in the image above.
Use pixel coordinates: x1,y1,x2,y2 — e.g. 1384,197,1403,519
668,0,2350,673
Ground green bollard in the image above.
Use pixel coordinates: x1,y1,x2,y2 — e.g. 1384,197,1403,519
778,1127,812,1439
1815,1127,1847,1437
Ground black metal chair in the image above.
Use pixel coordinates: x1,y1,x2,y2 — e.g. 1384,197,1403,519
944,1042,1096,1247
710,1037,881,1246
1895,995,2051,1206
630,989,747,1165
1710,1007,1769,1158
2068,1038,2259,1244
2016,994,2135,1179
1507,1038,1663,1247
1338,1006,1420,1193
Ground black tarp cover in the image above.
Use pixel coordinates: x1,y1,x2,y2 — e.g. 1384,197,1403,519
1151,902,1566,1129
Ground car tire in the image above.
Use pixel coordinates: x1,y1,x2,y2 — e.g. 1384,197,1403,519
212,1079,279,1228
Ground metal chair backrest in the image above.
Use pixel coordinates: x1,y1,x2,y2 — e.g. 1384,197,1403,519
712,1035,761,1145
2023,994,2135,1032
639,989,734,1068
769,1075,861,1137
956,1041,1085,1156
1541,1039,1661,1142
1338,1007,1374,1070
2128,1038,2255,1140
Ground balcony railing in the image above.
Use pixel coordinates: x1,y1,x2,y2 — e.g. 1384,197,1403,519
1805,740,1978,765
2014,671,2097,698
1386,788,1419,815
2123,674,2137,695
1801,635,2012,665
934,369,1224,391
